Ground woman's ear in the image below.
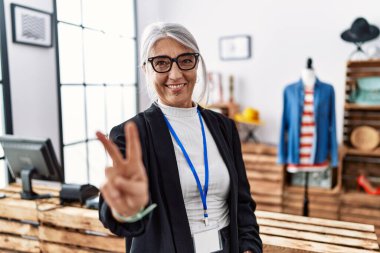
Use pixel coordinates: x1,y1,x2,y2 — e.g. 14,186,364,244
142,64,146,74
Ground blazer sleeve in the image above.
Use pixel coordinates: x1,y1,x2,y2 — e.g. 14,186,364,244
278,88,288,164
98,120,152,237
328,86,338,167
230,120,263,253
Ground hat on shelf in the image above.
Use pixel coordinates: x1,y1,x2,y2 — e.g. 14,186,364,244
350,126,379,151
234,107,262,125
341,17,379,43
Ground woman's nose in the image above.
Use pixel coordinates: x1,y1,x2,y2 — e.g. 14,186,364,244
168,62,183,80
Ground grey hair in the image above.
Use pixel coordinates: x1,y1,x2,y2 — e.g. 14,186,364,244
140,22,208,104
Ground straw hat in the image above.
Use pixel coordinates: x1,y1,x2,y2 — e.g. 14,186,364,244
234,107,262,124
350,126,379,151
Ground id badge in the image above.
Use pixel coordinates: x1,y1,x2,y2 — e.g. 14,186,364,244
193,227,223,253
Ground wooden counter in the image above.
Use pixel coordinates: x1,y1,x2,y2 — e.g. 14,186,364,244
0,183,124,253
0,184,379,252
257,210,379,253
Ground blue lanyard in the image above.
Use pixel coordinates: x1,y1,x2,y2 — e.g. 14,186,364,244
163,108,209,226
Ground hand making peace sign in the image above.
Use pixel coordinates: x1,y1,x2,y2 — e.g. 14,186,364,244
96,122,149,219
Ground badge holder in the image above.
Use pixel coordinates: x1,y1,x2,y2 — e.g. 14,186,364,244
193,227,223,253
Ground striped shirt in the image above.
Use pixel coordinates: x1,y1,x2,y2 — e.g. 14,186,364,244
287,88,329,172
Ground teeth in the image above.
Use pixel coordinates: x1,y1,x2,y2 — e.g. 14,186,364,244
167,84,185,89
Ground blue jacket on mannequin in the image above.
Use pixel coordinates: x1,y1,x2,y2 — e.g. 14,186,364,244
278,78,338,167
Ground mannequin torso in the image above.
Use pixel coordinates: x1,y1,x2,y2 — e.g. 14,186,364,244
301,68,316,89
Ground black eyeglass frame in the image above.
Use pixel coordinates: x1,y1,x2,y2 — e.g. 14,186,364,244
145,52,200,73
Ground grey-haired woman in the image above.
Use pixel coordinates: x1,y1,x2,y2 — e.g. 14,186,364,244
97,22,262,253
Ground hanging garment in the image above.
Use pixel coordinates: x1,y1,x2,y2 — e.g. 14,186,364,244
278,78,338,167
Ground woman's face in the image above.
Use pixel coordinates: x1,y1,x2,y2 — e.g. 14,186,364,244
145,38,198,108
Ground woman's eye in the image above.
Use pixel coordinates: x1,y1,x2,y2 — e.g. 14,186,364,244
180,57,194,65
155,61,169,66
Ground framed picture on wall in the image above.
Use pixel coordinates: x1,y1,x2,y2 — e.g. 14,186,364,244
10,4,53,48
219,35,251,60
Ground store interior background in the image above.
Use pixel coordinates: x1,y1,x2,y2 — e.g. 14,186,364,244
1,0,380,188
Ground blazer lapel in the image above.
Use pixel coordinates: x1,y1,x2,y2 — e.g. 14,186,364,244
143,104,194,253
199,108,238,197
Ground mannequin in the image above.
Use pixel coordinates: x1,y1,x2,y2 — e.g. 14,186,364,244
297,58,318,216
278,58,338,216
286,58,329,173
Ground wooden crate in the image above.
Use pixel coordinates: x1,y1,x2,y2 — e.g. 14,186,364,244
340,192,380,246
207,102,239,119
0,188,40,252
0,183,125,253
38,205,125,252
282,186,340,220
342,155,380,191
242,143,284,212
256,210,380,253
343,60,380,148
340,59,380,247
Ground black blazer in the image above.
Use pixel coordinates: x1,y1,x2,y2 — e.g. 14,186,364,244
99,104,262,253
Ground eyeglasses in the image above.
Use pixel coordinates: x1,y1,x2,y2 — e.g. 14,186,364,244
146,53,200,73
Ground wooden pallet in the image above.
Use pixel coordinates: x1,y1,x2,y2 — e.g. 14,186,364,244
1,183,379,252
340,192,380,247
0,184,125,253
282,186,340,220
257,210,379,253
0,189,40,253
242,143,284,212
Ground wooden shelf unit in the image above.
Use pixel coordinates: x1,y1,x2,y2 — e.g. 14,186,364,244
341,60,380,245
343,60,380,148
342,59,380,184
345,147,380,157
206,102,239,119
345,103,380,110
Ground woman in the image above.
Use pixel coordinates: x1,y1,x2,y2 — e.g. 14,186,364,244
97,22,262,253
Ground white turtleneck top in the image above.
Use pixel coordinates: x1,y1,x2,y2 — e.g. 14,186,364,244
157,100,230,235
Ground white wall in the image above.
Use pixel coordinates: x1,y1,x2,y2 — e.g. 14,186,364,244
136,0,162,110
4,0,60,158
146,0,380,144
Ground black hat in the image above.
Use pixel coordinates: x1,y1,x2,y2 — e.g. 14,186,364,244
341,17,379,43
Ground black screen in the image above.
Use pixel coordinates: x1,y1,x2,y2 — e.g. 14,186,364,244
0,135,63,182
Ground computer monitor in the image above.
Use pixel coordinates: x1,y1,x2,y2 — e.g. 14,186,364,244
0,135,63,200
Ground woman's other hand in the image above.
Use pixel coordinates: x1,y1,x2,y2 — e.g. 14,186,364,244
96,122,149,220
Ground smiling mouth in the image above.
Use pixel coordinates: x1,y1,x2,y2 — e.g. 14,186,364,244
165,83,186,90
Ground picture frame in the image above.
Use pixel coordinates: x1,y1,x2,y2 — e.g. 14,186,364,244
207,72,224,104
11,4,53,48
219,35,251,60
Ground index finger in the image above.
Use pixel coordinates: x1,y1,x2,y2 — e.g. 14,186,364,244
125,122,142,162
96,131,124,165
